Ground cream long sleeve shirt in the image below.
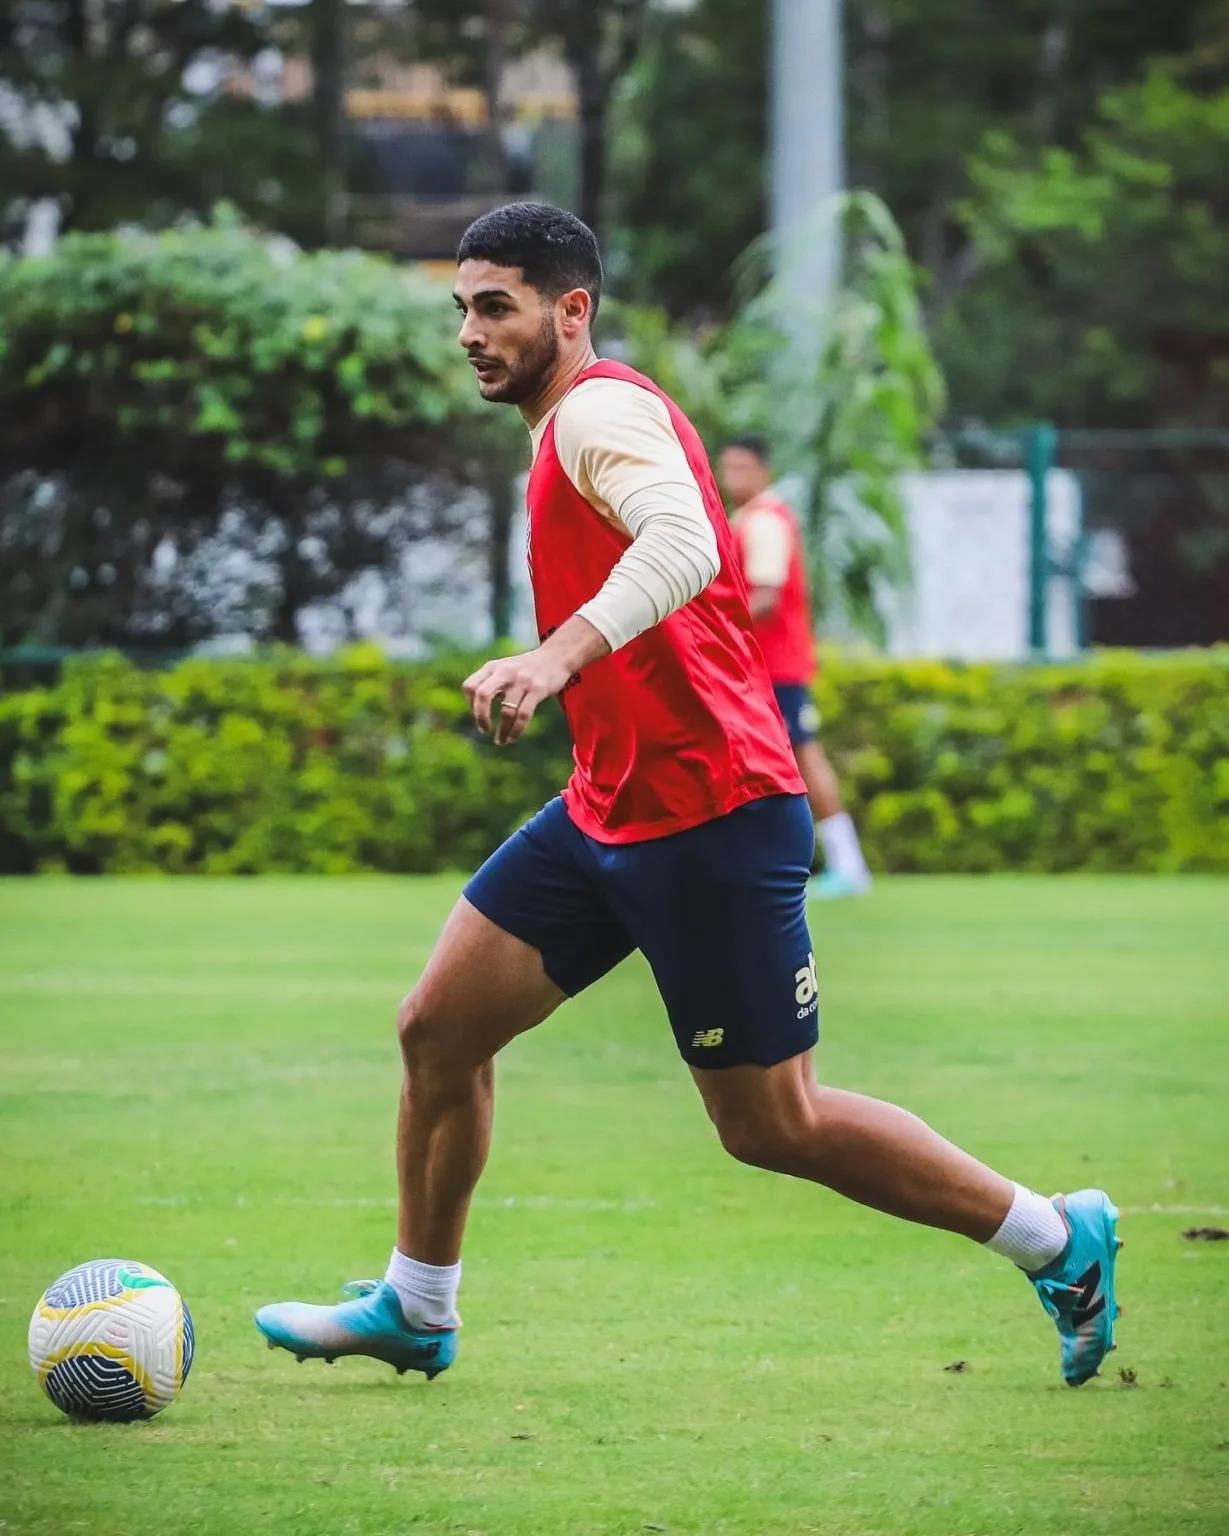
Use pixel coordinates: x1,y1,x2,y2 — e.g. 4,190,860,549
529,376,720,652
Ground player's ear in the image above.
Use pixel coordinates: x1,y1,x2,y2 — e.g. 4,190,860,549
557,286,592,339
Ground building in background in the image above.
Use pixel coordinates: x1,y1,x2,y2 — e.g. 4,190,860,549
228,35,579,264
346,50,578,264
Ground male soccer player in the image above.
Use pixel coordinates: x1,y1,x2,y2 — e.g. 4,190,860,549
256,203,1120,1388
719,435,871,899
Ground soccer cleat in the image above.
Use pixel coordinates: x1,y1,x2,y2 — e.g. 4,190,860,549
255,1280,457,1380
1028,1190,1122,1387
807,870,871,901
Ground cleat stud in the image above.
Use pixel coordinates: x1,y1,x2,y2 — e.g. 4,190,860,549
265,1339,276,1351
325,1357,335,1365
296,1355,306,1364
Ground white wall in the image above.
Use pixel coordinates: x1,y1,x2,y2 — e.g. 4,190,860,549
884,470,1082,661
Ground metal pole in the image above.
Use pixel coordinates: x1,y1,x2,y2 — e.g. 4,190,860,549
1073,523,1088,653
770,0,843,342
1024,423,1057,657
312,0,347,245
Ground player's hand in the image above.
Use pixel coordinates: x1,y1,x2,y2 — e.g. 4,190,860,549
463,648,575,747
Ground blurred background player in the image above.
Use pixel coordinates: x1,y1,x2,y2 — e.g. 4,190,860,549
720,436,872,900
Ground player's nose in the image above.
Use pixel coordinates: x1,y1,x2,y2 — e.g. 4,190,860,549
457,310,485,350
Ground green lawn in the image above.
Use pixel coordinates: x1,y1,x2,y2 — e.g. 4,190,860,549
1,876,1227,1536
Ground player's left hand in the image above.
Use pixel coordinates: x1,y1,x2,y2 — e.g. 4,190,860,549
463,648,575,747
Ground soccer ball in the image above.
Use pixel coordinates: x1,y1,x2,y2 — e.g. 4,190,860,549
28,1259,195,1422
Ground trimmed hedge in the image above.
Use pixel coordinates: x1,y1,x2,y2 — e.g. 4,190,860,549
0,649,570,876
816,650,1229,872
0,648,1226,874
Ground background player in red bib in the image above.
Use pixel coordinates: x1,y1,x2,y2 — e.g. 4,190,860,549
720,435,872,900
256,204,1121,1391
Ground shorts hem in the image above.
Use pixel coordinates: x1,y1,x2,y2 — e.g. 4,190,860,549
460,885,574,998
681,1022,819,1071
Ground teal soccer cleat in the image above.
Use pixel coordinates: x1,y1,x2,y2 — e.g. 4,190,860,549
808,870,871,901
1029,1189,1122,1387
255,1280,457,1379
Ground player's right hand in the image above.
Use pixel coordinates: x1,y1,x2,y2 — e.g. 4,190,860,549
463,649,574,748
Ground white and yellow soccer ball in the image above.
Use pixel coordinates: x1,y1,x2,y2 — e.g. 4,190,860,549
28,1259,195,1422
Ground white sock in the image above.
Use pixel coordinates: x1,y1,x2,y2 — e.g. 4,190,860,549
984,1184,1068,1273
817,812,871,885
384,1249,460,1328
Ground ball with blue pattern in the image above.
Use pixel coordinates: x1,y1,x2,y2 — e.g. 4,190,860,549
29,1259,194,1422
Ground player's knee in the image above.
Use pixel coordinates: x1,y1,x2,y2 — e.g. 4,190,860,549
714,1106,818,1174
715,1115,791,1172
396,989,442,1068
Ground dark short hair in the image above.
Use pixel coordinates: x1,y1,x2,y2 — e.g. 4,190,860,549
725,434,771,464
457,202,603,312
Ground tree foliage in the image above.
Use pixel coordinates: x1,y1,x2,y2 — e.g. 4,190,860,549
772,194,947,639
845,0,1221,295
610,193,944,639
609,0,764,315
0,0,326,245
940,63,1229,426
609,0,1224,337
0,213,521,647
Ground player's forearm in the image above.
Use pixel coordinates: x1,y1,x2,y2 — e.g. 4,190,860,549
576,485,720,652
539,613,611,674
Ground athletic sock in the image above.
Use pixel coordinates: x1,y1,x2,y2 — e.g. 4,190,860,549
817,812,871,885
384,1249,461,1328
984,1184,1069,1273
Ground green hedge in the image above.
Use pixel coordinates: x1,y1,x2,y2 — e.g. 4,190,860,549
1,648,1227,874
0,649,570,876
815,650,1229,872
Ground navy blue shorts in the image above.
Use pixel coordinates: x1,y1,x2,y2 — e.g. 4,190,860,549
773,684,821,746
464,793,819,1069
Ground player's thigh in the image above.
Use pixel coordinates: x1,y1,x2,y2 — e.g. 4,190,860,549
414,797,634,1065
609,793,818,1070
401,896,565,1069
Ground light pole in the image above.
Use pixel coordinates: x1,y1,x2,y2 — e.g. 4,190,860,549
770,0,843,342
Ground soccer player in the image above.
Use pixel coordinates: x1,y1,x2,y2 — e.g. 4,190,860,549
719,435,871,899
256,203,1121,1388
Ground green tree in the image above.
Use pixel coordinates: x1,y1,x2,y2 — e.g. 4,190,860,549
611,193,944,639
939,63,1229,427
848,0,1224,319
529,0,648,237
0,0,322,245
609,0,1223,321
610,0,764,314
0,213,522,646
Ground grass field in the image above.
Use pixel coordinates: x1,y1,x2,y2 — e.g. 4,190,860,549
1,875,1227,1536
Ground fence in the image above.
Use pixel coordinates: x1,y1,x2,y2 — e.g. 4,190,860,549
946,425,1229,657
